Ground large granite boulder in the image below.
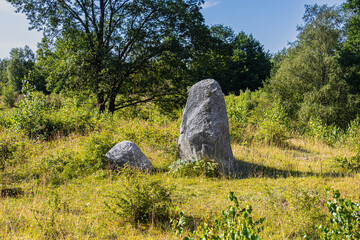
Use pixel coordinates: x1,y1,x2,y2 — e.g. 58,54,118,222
105,141,152,172
178,79,235,175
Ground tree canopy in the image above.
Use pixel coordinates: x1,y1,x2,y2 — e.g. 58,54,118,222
7,46,35,92
190,24,271,94
8,0,209,112
268,4,358,127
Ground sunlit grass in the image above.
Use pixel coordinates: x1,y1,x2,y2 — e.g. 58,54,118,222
1,97,360,239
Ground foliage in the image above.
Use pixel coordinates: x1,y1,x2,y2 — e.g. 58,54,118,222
318,188,360,239
306,118,344,146
268,4,358,128
226,91,254,126
105,167,173,225
169,158,220,178
333,154,360,173
177,192,265,240
37,148,83,185
0,58,9,85
13,89,50,139
340,0,360,94
12,83,97,140
81,130,117,170
1,84,16,108
6,46,35,92
254,101,289,146
0,137,17,171
11,0,209,112
191,25,271,94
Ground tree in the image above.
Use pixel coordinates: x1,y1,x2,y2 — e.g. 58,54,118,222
0,59,9,94
7,46,35,92
268,4,358,127
190,25,271,94
8,0,208,112
340,0,360,94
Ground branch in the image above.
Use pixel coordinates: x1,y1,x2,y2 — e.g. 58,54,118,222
57,0,88,31
118,8,156,62
114,94,169,110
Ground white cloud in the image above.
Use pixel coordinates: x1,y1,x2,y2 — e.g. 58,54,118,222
202,1,220,9
0,1,15,13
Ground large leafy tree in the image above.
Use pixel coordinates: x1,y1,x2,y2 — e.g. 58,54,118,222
8,0,208,112
269,4,358,127
191,25,271,94
340,0,360,94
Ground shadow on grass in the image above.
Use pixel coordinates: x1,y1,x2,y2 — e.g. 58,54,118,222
282,142,311,154
0,187,24,198
234,158,346,179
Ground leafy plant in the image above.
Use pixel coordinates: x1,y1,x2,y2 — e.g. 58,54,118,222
306,118,344,146
318,188,360,239
105,167,173,225
333,154,360,172
0,140,17,171
176,192,265,240
254,101,288,146
1,84,16,108
169,158,220,178
82,131,117,170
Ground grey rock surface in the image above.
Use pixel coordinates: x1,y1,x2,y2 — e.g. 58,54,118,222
178,79,235,175
105,141,152,172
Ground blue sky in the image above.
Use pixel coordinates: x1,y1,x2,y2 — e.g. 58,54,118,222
0,0,346,59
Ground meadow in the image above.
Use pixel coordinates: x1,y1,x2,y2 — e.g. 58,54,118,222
1,90,360,239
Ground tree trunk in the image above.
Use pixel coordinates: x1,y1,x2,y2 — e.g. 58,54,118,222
97,94,106,112
108,93,116,113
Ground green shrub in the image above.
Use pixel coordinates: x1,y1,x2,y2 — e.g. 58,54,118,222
254,101,289,146
0,138,17,171
105,167,173,225
318,188,360,239
13,90,97,140
306,118,344,146
37,148,83,185
0,110,15,128
13,91,50,139
169,158,220,178
175,192,265,240
1,84,16,108
82,131,117,171
344,116,360,147
333,154,360,173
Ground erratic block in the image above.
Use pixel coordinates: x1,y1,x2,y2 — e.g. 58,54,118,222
105,141,152,172
178,79,235,175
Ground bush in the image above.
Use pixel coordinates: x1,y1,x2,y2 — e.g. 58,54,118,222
169,158,220,178
13,91,50,139
306,118,344,146
1,84,16,108
82,131,117,170
105,167,173,225
318,188,360,239
175,192,265,240
0,138,17,171
254,101,289,146
13,90,97,140
38,149,83,185
333,154,360,173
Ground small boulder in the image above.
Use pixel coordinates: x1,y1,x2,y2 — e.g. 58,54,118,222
178,79,235,175
105,141,153,172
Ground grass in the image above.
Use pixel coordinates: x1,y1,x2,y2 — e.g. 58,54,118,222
1,94,360,239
